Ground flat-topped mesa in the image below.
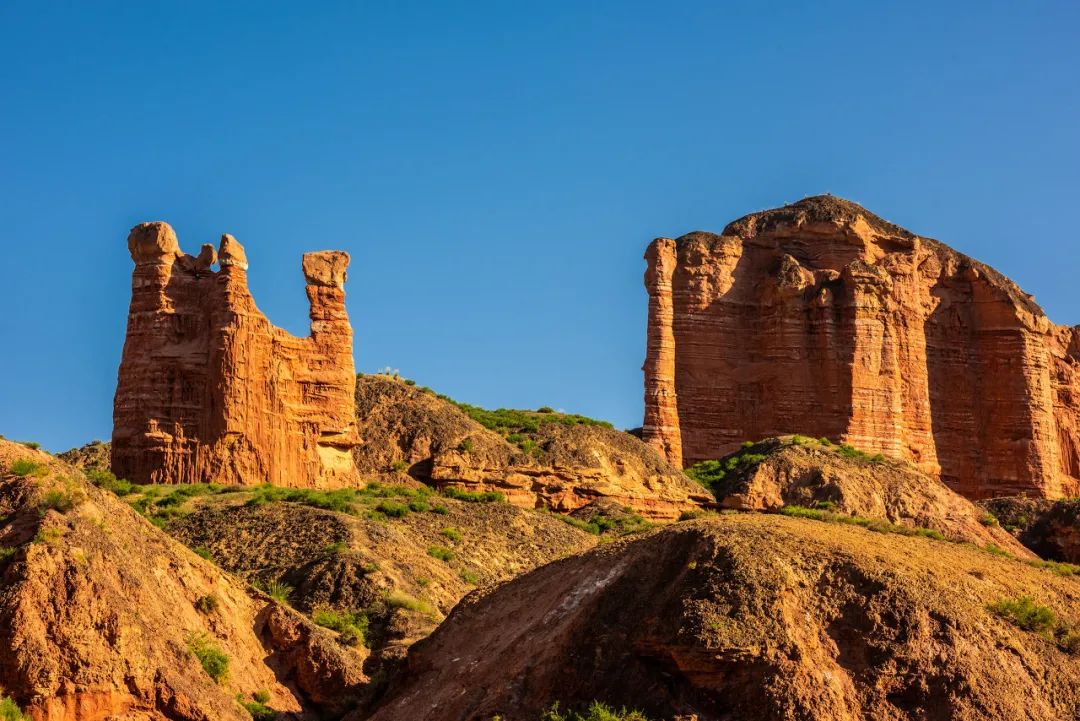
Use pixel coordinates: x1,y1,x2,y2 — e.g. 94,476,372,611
112,222,360,487
643,195,1080,500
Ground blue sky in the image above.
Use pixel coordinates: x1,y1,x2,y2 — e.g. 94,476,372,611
1,1,1078,451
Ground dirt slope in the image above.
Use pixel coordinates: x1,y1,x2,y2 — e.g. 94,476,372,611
0,440,363,720
367,514,1080,721
354,375,705,519
701,436,1030,555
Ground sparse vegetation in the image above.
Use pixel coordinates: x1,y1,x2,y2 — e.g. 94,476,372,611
7,459,48,478
195,594,220,614
87,468,135,496
38,481,85,514
427,545,454,562
446,399,613,436
430,503,449,514
979,512,999,527
192,546,213,560
324,541,348,555
237,692,276,721
555,509,652,537
442,487,505,503
684,446,768,498
541,701,651,721
375,500,410,518
18,441,40,450
0,696,29,721
390,459,409,472
385,590,435,615
459,569,480,584
253,578,292,603
779,505,947,541
312,607,369,646
187,632,229,683
988,596,1057,632
0,546,16,564
440,527,463,542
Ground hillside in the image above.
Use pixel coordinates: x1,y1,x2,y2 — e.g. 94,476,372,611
0,439,365,720
368,513,1080,721
354,374,706,520
690,436,1031,555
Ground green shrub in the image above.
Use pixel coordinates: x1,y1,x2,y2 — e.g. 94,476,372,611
537,406,555,413
442,488,505,503
684,449,769,498
19,441,40,450
390,460,409,472
187,632,229,683
1056,624,1080,654
430,504,449,514
312,607,369,646
448,400,613,436
39,484,85,514
818,437,833,446
458,438,474,453
7,459,48,478
192,546,213,560
440,527,462,542
427,545,454,562
541,701,651,721
979,513,999,527
0,546,17,564
195,594,220,614
324,541,348,555
385,590,435,615
459,569,480,585
237,694,276,721
408,499,429,513
779,505,948,542
254,579,292,603
983,543,1012,558
375,500,410,518
1026,559,1080,577
252,690,271,704
87,468,135,496
988,596,1057,632
0,696,29,721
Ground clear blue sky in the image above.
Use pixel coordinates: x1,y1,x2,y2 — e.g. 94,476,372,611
1,1,1078,452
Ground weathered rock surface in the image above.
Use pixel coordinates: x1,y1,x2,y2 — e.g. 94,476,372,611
367,515,1080,721
981,496,1080,563
112,222,359,488
57,441,110,472
354,375,706,520
643,195,1080,499
0,439,364,720
708,436,1031,555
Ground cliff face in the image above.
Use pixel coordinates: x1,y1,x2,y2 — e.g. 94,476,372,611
643,196,1080,499
112,222,359,487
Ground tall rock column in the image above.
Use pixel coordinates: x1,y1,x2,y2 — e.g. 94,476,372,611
642,238,682,467
112,223,360,488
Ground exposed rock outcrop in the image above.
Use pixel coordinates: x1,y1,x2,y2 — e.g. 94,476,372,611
0,440,364,720
354,375,706,520
112,222,359,488
643,196,1080,499
367,515,1080,721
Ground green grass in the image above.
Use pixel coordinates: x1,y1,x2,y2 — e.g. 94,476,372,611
390,459,409,472
192,546,213,560
541,701,651,721
441,488,505,503
979,512,999,527
684,447,769,498
443,399,613,436
312,607,369,646
1025,559,1080,577
427,545,454,562
440,527,462,542
324,541,349,555
459,569,480,585
0,546,16,564
86,468,135,496
7,458,48,478
375,500,410,518
0,696,28,721
237,693,276,721
187,632,229,683
38,484,85,514
988,596,1057,632
385,590,435,615
555,509,653,537
430,503,449,514
253,578,292,603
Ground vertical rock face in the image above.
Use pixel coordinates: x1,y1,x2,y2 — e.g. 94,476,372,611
643,196,1080,499
112,222,359,487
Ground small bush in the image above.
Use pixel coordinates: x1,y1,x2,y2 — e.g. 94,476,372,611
440,527,462,542
979,513,999,527
988,596,1057,632
390,460,409,472
7,459,48,478
983,543,1012,558
19,441,40,450
537,406,555,413
459,569,480,585
39,484,85,514
324,541,348,555
0,696,29,721
87,468,135,496
386,590,435,615
1056,624,1080,654
0,546,17,564
458,438,474,453
408,499,430,513
1026,559,1080,577
187,632,229,683
195,594,220,614
818,437,833,446
312,607,369,646
254,579,292,603
430,504,450,514
237,692,276,721
375,500,410,518
192,546,213,561
252,690,271,704
427,545,454,562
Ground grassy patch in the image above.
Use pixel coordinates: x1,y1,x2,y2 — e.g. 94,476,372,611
459,569,480,585
1026,559,1080,577
541,701,651,721
684,447,768,498
0,546,16,564
979,512,999,527
445,399,613,436
375,500,410,518
253,578,293,603
237,692,276,721
441,487,505,503
427,545,454,562
38,481,85,514
440,527,462,542
390,459,409,472
187,632,229,683
988,596,1057,632
312,607,369,646
0,696,29,721
7,459,48,478
324,541,348,555
385,590,435,615
195,594,220,614
86,468,135,496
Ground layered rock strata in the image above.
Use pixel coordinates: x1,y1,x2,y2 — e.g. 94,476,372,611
643,196,1080,499
112,222,359,487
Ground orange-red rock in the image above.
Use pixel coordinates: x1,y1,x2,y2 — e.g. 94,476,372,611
643,196,1080,499
112,222,359,487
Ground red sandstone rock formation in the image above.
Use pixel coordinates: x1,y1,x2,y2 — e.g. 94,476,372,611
643,196,1080,499
112,222,359,487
